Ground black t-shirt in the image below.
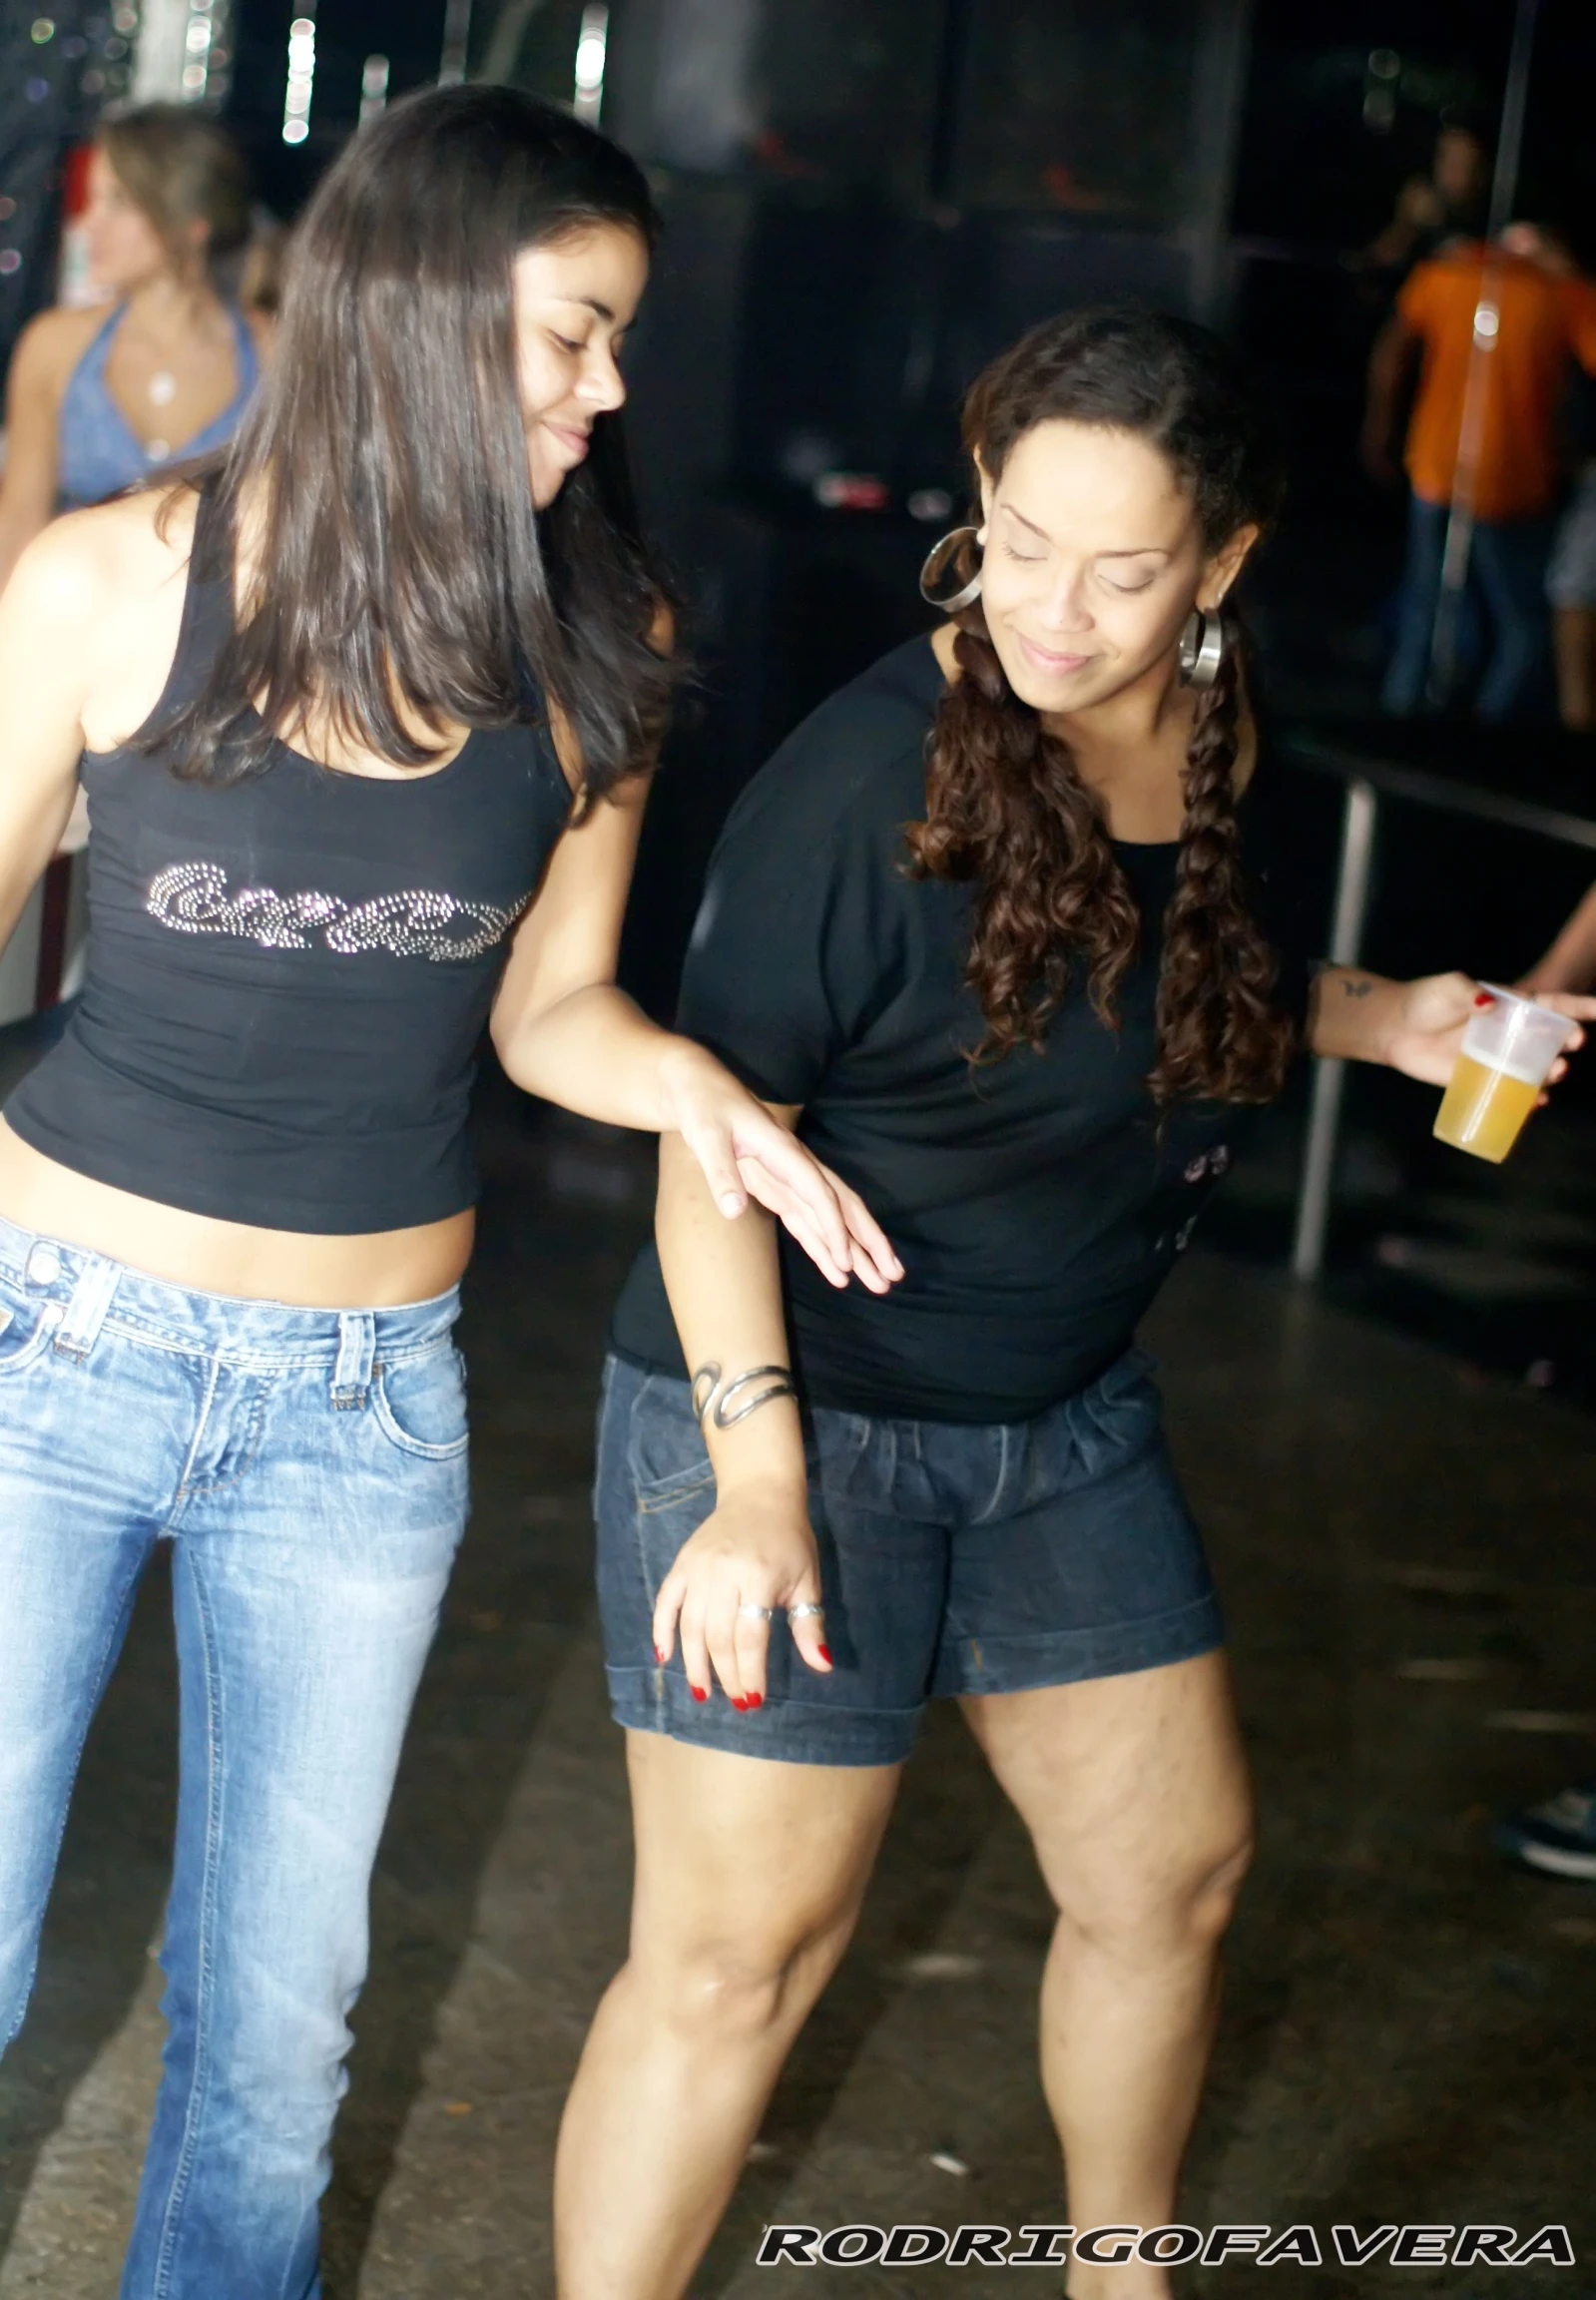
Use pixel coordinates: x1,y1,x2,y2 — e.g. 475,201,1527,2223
611,635,1310,1424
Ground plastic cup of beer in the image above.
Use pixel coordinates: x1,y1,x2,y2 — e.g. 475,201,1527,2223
1433,984,1575,1163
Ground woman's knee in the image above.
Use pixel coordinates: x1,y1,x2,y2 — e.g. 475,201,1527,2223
1053,1822,1255,1962
629,1914,849,2048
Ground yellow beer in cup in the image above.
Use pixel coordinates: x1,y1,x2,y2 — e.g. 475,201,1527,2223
1433,984,1575,1164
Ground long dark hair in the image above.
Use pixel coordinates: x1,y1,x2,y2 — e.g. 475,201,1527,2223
148,85,673,804
905,305,1294,1106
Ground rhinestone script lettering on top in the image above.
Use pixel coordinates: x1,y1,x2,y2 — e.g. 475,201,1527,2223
146,862,528,963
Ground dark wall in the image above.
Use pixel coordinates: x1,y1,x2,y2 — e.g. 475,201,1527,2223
0,0,135,371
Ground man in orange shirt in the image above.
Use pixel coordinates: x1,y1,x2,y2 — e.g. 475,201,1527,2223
1363,236,1596,717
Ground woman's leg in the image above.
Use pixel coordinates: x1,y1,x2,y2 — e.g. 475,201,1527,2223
120,1315,469,2300
962,1651,1253,2300
555,1732,899,2300
1552,606,1596,730
0,1272,159,2047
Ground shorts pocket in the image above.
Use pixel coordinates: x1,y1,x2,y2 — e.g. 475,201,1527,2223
371,1344,471,1460
1059,1346,1163,1485
627,1374,716,1512
0,1298,65,1379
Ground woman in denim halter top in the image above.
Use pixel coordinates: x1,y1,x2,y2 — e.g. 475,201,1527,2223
0,105,261,595
0,88,896,2300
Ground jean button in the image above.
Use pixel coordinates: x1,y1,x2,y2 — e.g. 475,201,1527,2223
25,1243,61,1287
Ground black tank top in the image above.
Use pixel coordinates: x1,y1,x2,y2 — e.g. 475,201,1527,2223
5,485,573,1233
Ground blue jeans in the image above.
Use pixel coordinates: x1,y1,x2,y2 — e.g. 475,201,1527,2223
0,1215,470,2300
1383,493,1556,720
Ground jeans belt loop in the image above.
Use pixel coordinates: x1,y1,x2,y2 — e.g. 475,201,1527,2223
331,1311,376,1411
53,1253,120,1365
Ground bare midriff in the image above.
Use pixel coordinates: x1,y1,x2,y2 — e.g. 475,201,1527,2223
0,1119,474,1307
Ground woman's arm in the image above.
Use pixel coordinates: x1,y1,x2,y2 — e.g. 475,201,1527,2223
1520,883,1596,996
0,522,101,935
0,315,69,598
488,779,901,1291
1309,965,1596,1083
648,1119,829,1708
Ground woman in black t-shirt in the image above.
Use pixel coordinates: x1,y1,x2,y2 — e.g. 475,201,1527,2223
556,310,1595,2299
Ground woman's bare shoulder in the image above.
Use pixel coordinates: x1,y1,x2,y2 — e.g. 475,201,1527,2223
5,485,198,668
13,300,114,384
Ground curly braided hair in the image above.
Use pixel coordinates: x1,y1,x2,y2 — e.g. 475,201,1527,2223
904,306,1295,1106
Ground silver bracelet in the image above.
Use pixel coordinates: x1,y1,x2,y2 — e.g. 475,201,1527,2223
691,1361,798,1431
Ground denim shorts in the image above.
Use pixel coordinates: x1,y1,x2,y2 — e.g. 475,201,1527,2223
595,1346,1223,1767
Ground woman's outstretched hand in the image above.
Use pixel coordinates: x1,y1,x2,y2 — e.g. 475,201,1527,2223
658,1042,902,1293
1383,972,1596,1096
651,1482,832,1708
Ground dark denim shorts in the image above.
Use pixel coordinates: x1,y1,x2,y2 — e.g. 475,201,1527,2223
595,1346,1223,1767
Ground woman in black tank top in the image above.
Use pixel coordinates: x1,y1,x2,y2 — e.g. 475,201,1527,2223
0,89,895,2300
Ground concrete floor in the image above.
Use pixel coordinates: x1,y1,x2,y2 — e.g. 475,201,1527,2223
1,1096,1594,2297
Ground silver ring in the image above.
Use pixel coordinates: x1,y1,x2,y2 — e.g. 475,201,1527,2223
738,1603,775,1622
789,1601,825,1620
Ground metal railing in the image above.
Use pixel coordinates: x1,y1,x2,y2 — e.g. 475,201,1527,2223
1279,728,1596,1283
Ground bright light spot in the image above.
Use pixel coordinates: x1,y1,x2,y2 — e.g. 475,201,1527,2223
181,60,206,88
282,9,316,143
0,250,22,275
572,2,608,119
30,18,55,40
1474,300,1500,339
358,51,389,123
186,18,211,49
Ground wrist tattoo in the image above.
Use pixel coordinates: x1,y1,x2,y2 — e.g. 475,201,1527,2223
1340,975,1374,998
691,1361,798,1431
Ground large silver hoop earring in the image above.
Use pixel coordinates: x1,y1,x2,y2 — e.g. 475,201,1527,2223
918,525,984,612
1178,607,1227,689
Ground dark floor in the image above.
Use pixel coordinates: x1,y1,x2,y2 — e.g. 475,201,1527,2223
0,1081,1593,2297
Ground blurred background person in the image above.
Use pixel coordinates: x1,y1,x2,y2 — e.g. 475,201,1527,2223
1362,221,1596,720
0,104,259,597
1498,853,1596,1892
1502,221,1596,734
1356,118,1488,293
1546,459,1596,731
235,211,287,351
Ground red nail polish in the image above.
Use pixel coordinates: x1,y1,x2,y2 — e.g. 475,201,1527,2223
817,1644,833,1665
653,1643,666,1665
1473,991,1495,1008
747,1691,764,1709
691,1685,708,1703
732,1697,749,1712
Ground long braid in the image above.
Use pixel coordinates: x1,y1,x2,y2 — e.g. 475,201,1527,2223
1153,624,1295,1104
907,604,1140,1059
